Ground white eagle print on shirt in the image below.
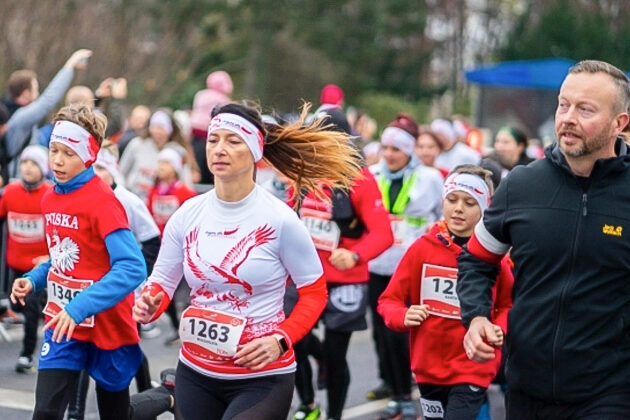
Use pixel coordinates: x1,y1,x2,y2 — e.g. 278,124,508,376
185,225,276,312
47,230,80,273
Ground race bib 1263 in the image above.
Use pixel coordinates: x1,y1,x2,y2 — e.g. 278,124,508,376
179,307,246,363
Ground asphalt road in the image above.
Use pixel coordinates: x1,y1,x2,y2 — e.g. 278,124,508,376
0,313,505,420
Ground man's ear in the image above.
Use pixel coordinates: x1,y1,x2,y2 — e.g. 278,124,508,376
613,112,630,136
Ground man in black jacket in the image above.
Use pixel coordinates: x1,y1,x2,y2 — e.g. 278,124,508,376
457,60,630,419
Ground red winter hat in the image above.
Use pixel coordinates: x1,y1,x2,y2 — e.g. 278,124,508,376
320,84,344,106
388,113,419,138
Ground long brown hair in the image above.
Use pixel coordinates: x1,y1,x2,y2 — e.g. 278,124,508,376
212,102,362,204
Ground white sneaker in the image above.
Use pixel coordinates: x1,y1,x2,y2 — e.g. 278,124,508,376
140,323,162,339
15,356,33,373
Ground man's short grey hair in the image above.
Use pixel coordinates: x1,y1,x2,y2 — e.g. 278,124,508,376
569,60,630,113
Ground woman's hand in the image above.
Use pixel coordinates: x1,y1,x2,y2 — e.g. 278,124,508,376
328,248,358,271
132,291,164,323
234,336,283,370
44,309,77,343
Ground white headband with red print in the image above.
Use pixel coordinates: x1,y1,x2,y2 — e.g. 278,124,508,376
207,113,265,162
443,172,491,214
50,120,100,167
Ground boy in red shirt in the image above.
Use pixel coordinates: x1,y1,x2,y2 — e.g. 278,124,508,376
378,165,513,420
10,104,146,419
1,145,52,372
147,147,196,234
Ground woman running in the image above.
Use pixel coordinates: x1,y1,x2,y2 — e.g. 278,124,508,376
132,102,361,420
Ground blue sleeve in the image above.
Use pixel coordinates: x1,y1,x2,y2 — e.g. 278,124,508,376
64,229,147,324
38,124,54,147
24,260,52,292
6,67,74,157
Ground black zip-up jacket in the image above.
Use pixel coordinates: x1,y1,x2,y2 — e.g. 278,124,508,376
457,138,630,403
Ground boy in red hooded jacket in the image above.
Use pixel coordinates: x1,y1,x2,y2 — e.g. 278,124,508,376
378,164,513,420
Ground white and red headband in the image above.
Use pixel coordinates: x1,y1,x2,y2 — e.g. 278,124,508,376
207,113,265,162
443,172,491,214
380,126,416,156
50,120,100,167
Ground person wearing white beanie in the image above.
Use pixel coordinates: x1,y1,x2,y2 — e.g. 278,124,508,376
119,109,196,202
2,144,53,375
157,148,183,180
20,145,50,180
432,118,481,171
147,148,196,235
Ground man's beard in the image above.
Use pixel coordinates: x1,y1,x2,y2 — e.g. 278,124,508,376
558,127,611,158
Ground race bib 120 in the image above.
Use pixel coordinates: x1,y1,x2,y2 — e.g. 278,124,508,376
420,264,460,319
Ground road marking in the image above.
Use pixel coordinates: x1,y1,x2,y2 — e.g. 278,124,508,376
342,388,421,419
0,388,34,411
343,399,390,418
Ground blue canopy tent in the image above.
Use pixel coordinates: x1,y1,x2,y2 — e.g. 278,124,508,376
465,58,576,90
464,58,577,144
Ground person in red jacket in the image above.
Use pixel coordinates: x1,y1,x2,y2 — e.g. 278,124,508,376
378,164,513,420
296,156,394,420
1,145,52,373
147,147,197,235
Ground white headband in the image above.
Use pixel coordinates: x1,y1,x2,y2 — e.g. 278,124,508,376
94,148,120,180
150,110,173,135
381,126,416,156
50,120,100,167
208,113,265,162
431,118,456,143
443,172,491,214
158,147,183,178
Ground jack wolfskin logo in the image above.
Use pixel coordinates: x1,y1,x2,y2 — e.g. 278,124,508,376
603,224,623,237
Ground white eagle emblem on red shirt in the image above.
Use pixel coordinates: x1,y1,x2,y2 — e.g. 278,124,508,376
47,230,80,273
